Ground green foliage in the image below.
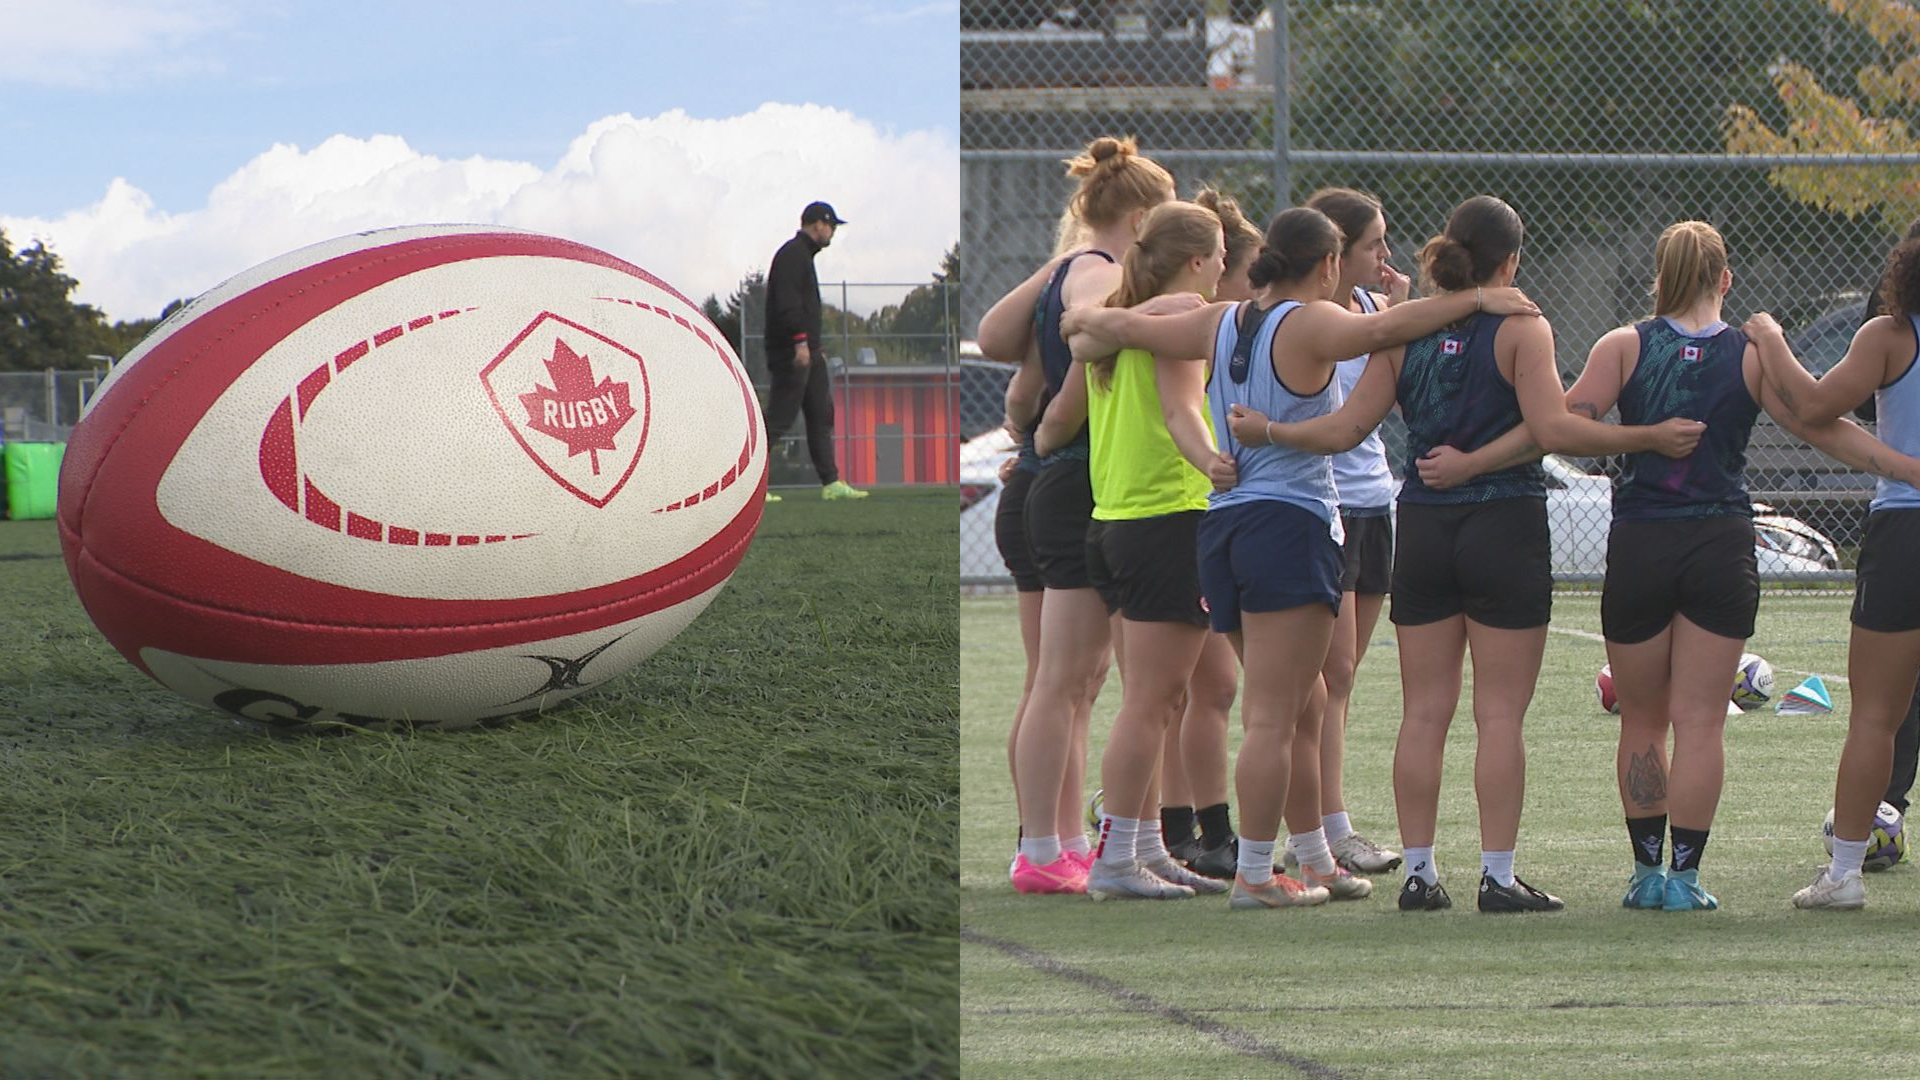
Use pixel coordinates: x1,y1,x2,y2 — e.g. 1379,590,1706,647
1726,0,1920,232
0,227,169,371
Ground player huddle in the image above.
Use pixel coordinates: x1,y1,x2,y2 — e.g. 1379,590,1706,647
981,135,1920,914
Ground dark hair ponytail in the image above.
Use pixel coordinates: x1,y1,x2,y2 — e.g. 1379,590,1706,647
1881,235,1920,318
1418,195,1523,293
1247,207,1343,290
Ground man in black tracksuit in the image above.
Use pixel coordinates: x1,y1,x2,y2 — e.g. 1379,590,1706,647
763,200,868,500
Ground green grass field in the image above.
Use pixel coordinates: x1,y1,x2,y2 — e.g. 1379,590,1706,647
961,591,1919,1079
0,489,957,1077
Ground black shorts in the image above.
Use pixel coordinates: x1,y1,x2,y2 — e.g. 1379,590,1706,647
1197,499,1345,634
1390,497,1551,630
1023,458,1095,591
1601,515,1758,643
1086,511,1209,626
1339,509,1393,595
1853,508,1920,633
995,467,1043,593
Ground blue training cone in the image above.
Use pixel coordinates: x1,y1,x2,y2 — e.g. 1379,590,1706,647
1776,675,1834,714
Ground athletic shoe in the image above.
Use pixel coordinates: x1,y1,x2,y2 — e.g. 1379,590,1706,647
765,491,783,503
1621,869,1667,910
1229,873,1330,910
1476,874,1565,913
1330,831,1403,874
1010,854,1084,895
1299,862,1373,901
1086,858,1195,901
1188,835,1238,881
1662,873,1719,912
1397,876,1452,911
1791,867,1866,910
1168,835,1206,865
1143,856,1229,895
821,480,870,500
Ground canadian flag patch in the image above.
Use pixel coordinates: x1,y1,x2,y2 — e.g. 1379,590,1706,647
1681,345,1702,362
1441,339,1463,356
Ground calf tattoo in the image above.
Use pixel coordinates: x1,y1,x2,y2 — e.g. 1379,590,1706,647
1627,745,1669,809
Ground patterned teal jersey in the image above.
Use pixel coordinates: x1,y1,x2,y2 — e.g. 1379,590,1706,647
1614,318,1758,521
1397,313,1544,505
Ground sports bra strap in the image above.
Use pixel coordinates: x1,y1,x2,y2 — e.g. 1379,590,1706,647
1229,301,1272,386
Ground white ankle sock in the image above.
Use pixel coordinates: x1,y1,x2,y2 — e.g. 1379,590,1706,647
1020,835,1062,865
1137,825,1171,863
1287,828,1337,876
1238,837,1278,885
1404,846,1437,885
1830,838,1868,880
1061,832,1091,858
1323,811,1353,843
1097,816,1141,866
1482,850,1516,888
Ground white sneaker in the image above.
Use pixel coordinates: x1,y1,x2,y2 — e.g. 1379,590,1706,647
1330,831,1403,873
1791,866,1867,910
1143,856,1229,894
1087,858,1196,901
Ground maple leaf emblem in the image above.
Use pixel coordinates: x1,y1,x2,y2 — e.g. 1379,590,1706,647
517,338,637,475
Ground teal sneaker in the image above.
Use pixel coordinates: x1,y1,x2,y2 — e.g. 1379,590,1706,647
1622,868,1667,910
1663,870,1719,911
821,480,870,500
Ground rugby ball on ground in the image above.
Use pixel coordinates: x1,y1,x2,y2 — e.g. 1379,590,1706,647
58,225,766,730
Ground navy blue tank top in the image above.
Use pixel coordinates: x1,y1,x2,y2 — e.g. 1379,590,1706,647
1017,249,1115,468
1397,313,1545,505
1613,317,1758,521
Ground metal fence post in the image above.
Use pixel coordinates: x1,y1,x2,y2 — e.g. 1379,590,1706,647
1271,0,1289,212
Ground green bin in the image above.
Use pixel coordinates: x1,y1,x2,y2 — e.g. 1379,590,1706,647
5,442,65,521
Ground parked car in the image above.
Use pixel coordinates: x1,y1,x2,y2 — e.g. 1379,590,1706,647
960,428,1019,583
1529,454,1838,578
962,435,1840,583
1742,298,1878,502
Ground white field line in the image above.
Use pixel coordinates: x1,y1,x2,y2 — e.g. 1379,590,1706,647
1545,624,1850,687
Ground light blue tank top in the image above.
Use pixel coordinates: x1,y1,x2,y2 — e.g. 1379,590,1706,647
1330,287,1396,513
1206,299,1344,542
1871,314,1920,511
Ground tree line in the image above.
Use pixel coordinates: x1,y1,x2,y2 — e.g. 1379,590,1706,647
0,227,960,373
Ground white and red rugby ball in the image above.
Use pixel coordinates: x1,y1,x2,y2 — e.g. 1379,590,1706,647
58,225,766,730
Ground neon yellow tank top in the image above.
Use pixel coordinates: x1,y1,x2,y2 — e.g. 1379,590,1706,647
1087,346,1213,520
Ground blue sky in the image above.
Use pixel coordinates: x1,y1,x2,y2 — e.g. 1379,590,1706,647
1,0,959,320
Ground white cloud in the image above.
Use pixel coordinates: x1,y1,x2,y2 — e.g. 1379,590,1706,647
1,103,958,323
2,0,241,86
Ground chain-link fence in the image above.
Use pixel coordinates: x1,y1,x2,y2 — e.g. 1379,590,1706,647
739,281,964,489
963,0,1920,587
0,369,106,443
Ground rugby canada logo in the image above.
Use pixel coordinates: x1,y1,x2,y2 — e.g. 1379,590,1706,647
481,312,652,507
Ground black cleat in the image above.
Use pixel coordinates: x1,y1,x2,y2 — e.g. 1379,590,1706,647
1397,876,1452,911
1168,835,1207,866
1188,834,1239,880
1477,873,1565,913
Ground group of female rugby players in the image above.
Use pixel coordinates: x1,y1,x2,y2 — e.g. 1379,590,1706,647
981,135,1920,913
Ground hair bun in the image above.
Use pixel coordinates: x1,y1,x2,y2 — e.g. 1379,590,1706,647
1089,136,1126,164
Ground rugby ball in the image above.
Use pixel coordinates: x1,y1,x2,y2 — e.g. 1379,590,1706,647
58,225,766,730
1595,663,1619,715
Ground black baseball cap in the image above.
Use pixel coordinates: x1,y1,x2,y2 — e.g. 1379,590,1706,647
802,201,848,226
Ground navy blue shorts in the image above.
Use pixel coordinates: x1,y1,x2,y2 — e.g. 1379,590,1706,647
1196,499,1344,634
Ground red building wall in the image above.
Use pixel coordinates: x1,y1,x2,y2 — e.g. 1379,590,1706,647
833,366,960,486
